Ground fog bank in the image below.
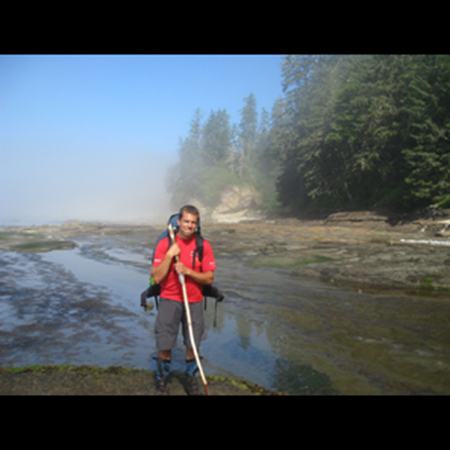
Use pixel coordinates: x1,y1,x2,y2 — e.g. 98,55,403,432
0,149,175,226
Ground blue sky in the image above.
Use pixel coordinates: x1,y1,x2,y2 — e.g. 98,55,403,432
0,55,284,225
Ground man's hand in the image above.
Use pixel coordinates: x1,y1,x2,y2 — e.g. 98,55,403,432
174,261,190,276
175,262,214,285
151,242,180,284
167,242,180,259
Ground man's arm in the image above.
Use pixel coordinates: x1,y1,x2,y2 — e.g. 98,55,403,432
151,242,180,284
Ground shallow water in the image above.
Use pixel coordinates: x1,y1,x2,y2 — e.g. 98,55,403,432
1,233,450,394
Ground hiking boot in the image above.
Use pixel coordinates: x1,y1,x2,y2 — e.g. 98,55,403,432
154,358,171,395
155,376,170,395
185,375,200,396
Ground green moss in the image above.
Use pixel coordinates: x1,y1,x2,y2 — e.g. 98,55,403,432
11,240,77,253
0,365,276,395
207,375,275,395
414,276,450,295
419,276,435,290
1,364,80,374
250,254,334,269
0,364,147,376
0,231,47,241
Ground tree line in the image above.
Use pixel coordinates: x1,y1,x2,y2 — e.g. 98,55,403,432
167,93,277,211
168,55,450,215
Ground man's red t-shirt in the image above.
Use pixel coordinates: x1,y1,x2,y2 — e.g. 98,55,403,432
152,234,216,303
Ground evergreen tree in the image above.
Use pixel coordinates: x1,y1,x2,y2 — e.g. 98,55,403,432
168,109,206,207
402,55,450,209
271,96,310,213
201,109,232,167
277,55,340,211
238,93,258,176
276,54,450,213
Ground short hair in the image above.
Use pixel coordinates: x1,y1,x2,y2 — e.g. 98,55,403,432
179,204,200,219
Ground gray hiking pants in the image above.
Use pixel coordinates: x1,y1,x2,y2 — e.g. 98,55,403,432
155,298,206,352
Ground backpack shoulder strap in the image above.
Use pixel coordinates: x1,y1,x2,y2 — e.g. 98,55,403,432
196,233,204,261
191,233,204,269
151,230,170,265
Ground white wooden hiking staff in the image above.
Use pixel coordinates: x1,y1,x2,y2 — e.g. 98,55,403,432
168,223,209,395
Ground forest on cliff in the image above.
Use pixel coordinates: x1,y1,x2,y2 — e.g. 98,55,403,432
168,55,450,215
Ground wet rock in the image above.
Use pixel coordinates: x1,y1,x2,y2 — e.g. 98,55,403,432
325,211,389,225
204,217,450,294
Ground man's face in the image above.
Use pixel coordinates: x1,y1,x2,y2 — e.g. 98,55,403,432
177,212,198,239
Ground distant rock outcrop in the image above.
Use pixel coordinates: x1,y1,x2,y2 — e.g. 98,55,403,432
324,211,389,224
209,185,265,223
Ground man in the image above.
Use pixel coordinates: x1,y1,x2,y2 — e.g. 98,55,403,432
151,204,216,395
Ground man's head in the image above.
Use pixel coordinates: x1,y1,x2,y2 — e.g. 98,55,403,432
177,205,200,239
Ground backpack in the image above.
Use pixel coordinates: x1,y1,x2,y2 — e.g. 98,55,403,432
140,213,224,324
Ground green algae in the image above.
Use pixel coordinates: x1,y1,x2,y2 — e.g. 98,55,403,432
207,375,275,395
250,254,334,269
11,240,77,253
417,276,450,294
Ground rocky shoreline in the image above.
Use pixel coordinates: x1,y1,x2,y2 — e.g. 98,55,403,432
1,211,450,295
0,365,274,395
207,211,450,296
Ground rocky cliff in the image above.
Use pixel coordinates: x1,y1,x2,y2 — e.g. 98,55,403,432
206,185,265,223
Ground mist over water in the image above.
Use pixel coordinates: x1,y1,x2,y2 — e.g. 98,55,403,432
1,55,284,227
0,149,175,226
